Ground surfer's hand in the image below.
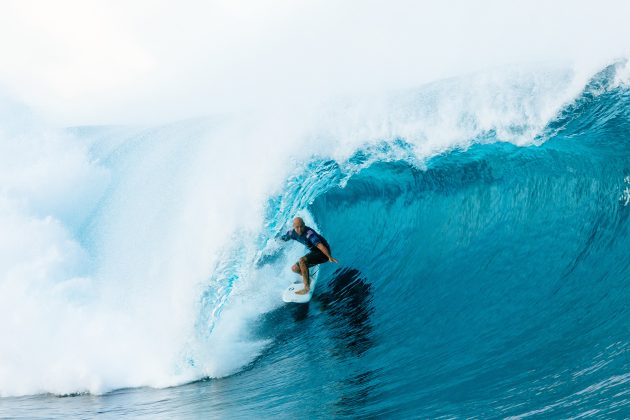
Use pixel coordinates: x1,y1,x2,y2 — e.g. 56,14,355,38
329,257,338,263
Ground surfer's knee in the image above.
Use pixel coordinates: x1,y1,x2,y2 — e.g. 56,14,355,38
292,264,300,273
299,256,307,265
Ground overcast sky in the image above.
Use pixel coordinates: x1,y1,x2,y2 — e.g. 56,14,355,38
1,0,629,125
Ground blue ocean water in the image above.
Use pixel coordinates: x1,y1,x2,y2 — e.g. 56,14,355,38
1,64,629,418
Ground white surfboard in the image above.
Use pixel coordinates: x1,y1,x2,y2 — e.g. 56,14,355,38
282,266,319,303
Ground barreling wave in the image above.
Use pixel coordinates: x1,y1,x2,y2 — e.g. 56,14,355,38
0,61,629,419
194,62,630,417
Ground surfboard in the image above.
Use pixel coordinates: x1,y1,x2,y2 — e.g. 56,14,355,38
282,266,319,303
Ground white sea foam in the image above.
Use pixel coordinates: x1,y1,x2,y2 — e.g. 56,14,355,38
0,100,328,395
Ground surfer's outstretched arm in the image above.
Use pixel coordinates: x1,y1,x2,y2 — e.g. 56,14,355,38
316,243,338,263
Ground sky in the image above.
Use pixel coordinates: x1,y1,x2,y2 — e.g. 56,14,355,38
0,0,629,126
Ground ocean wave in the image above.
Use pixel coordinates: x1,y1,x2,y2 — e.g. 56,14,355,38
0,62,628,413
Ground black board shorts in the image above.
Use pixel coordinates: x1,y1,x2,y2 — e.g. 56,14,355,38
300,248,329,267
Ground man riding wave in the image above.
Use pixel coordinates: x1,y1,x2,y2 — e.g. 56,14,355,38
281,217,338,295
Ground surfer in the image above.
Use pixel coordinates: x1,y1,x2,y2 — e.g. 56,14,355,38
280,217,338,295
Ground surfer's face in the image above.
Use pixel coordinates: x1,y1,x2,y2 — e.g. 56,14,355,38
293,219,305,235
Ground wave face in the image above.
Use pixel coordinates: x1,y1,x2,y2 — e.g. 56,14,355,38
308,101,630,417
1,63,629,417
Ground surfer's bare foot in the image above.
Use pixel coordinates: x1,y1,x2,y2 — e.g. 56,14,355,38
295,288,309,295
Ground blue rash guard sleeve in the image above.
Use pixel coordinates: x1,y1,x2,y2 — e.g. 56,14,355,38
280,230,294,241
305,229,322,248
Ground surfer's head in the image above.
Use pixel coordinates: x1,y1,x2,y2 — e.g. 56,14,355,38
293,217,305,236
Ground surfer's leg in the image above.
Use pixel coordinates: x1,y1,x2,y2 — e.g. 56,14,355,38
295,250,327,295
295,256,310,295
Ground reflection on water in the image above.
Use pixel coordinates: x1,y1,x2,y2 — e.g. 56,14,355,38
320,267,375,357
319,268,379,415
334,369,382,417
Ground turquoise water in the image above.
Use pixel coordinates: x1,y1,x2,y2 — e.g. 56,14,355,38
1,64,629,418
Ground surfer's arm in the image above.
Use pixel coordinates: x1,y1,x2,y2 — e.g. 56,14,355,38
316,243,338,263
280,231,293,241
